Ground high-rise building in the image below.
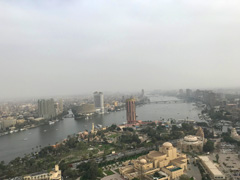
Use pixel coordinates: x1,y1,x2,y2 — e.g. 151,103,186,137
93,91,104,113
186,89,192,98
38,99,56,119
54,103,59,115
58,99,63,113
126,98,136,124
141,89,145,97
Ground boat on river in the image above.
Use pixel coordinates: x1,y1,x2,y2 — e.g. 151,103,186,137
49,121,55,125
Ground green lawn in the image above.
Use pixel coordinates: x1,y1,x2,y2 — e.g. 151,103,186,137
104,170,114,176
108,134,119,138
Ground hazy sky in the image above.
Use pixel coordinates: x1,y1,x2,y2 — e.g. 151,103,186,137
1,0,240,98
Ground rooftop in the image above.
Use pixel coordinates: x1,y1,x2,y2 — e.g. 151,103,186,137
163,142,172,147
148,151,165,158
165,165,182,172
199,156,224,176
27,170,48,176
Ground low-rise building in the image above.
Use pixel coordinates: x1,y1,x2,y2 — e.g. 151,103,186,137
1,118,17,130
198,156,225,180
24,165,61,180
178,127,205,153
119,142,187,180
231,128,240,141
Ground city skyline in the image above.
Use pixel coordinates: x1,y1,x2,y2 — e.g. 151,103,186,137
1,0,240,98
1,1,240,179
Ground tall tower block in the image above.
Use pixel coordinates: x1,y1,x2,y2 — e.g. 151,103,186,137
126,98,136,124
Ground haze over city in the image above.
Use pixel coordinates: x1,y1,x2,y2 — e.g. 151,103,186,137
2,1,240,180
1,0,240,98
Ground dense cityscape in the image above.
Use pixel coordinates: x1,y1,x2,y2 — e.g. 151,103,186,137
1,88,240,180
1,0,240,180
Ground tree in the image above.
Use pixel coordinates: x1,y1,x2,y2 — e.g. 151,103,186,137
203,140,214,152
78,160,103,180
216,154,219,163
153,171,160,177
179,174,190,180
117,127,121,131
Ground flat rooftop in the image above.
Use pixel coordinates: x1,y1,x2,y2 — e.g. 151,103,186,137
165,165,182,172
199,156,224,177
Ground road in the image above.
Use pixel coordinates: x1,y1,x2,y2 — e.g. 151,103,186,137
71,139,179,169
72,146,154,169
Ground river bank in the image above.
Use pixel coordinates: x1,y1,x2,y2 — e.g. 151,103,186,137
0,96,203,163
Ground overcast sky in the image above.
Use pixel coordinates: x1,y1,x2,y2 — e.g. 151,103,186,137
1,0,240,98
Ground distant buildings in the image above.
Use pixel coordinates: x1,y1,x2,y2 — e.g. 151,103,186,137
179,89,184,96
126,98,136,124
186,89,193,99
119,142,188,180
141,89,145,97
58,99,63,113
75,104,95,114
0,117,17,130
38,99,56,119
93,91,104,113
179,89,219,107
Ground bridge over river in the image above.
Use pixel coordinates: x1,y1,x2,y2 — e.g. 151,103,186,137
150,99,186,104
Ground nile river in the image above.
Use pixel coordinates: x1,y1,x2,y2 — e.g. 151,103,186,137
0,96,202,163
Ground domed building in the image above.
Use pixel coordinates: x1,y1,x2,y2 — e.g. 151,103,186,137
119,142,187,180
178,127,205,153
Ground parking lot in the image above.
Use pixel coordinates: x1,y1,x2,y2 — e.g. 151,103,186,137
210,146,240,180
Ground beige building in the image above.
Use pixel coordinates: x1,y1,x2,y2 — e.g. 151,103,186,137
231,128,240,141
24,165,61,180
1,118,17,130
178,127,205,153
119,142,187,180
198,156,225,180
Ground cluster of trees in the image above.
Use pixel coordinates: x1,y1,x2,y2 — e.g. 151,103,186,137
202,109,231,122
203,140,214,152
119,134,141,144
222,132,240,146
59,160,104,179
0,135,90,179
171,123,196,139
196,122,209,127
139,123,198,143
0,152,57,178
77,160,103,180
140,125,168,143
203,128,214,139
179,175,193,180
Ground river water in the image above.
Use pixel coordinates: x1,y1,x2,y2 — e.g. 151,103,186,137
0,96,202,163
